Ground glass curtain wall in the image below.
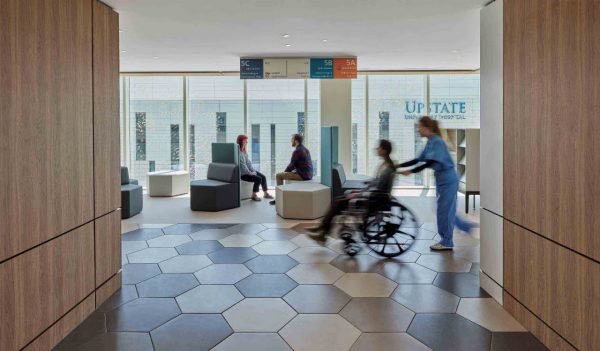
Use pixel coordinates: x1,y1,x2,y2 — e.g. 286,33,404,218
351,75,367,175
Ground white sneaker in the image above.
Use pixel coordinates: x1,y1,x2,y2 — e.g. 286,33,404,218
430,243,453,251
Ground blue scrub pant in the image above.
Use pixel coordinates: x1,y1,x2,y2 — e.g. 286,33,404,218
436,176,471,247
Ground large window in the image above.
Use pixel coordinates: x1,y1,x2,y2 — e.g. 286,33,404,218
351,75,367,175
127,76,184,187
188,76,244,179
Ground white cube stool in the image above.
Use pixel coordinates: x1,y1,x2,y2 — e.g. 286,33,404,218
240,180,254,200
276,183,331,219
147,170,190,197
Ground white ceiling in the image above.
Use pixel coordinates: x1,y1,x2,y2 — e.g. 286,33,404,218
106,0,486,72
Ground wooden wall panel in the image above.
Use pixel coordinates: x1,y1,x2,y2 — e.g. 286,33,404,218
93,0,121,217
504,221,600,351
96,271,122,308
0,0,94,262
0,224,95,351
503,0,600,260
95,210,121,287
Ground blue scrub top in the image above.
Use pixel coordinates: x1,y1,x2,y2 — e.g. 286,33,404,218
418,135,458,185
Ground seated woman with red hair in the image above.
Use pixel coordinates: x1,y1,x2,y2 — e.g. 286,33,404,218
236,135,273,201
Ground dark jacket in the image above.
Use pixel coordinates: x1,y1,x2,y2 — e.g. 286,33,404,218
285,144,313,180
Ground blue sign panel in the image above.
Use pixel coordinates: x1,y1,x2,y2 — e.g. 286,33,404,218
310,58,334,79
240,59,264,79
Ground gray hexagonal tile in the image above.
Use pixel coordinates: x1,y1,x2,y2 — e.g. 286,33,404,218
194,264,252,284
330,254,383,273
68,332,154,351
212,333,292,351
158,255,212,273
457,298,526,332
279,314,360,351
252,240,298,255
121,263,161,284
350,333,431,351
227,223,267,235
121,228,164,242
257,228,298,241
219,234,263,247
417,254,472,272
189,228,232,241
208,247,259,263
340,298,414,332
235,274,298,297
286,263,345,284
98,285,139,312
244,255,298,274
163,223,230,235
290,233,328,248
391,284,460,313
128,248,178,264
283,285,351,313
176,240,224,255
378,262,438,284
150,314,233,351
433,272,491,298
370,250,420,262
122,241,148,255
407,314,492,351
334,273,397,297
288,246,338,263
147,234,191,248
223,298,297,332
106,298,180,332
136,273,199,297
176,285,243,313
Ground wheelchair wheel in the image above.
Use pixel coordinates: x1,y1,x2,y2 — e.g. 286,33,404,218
361,201,418,257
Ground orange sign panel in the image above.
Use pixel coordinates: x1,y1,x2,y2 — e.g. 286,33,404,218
334,58,357,79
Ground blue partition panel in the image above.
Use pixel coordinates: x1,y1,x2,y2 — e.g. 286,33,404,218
320,126,339,188
211,143,240,206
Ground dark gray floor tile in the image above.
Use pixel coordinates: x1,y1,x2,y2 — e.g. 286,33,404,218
391,284,460,313
408,314,492,351
378,262,438,284
122,228,164,241
340,298,414,332
244,255,298,273
121,263,162,285
283,285,351,313
53,312,106,350
330,254,384,273
470,263,481,275
433,272,491,298
151,314,233,351
235,274,298,297
98,285,139,312
68,332,154,351
175,240,223,255
491,332,549,351
136,273,199,297
106,298,181,332
163,223,232,235
208,247,259,264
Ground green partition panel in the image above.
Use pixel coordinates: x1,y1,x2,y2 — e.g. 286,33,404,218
320,126,339,188
211,143,240,207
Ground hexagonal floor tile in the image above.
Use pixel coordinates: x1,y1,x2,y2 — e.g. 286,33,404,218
121,228,163,242
391,284,460,313
252,240,298,255
290,234,328,248
136,273,199,297
212,333,292,351
219,234,263,247
283,285,351,313
288,246,338,263
340,298,414,332
208,247,259,263
407,314,492,351
327,239,369,255
490,332,550,351
457,298,526,332
257,228,298,241
122,241,148,255
54,312,106,349
147,234,191,248
378,262,438,284
244,255,298,274
151,314,232,351
106,298,180,332
223,298,297,332
67,332,154,351
453,245,481,263
433,272,490,298
98,285,139,312
194,264,252,284
235,274,298,297
279,314,361,351
350,333,431,351
158,255,212,273
286,263,344,284
163,223,229,235
227,223,267,235
128,248,178,264
176,240,224,255
369,250,421,262
334,273,397,297
121,263,161,284
189,228,232,241
176,285,243,313
417,254,472,272
330,254,383,273
409,240,450,255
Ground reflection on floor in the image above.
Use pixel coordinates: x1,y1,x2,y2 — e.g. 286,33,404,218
54,221,548,351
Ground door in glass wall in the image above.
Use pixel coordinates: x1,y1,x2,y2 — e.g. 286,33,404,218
188,76,244,180
368,75,427,186
127,76,184,187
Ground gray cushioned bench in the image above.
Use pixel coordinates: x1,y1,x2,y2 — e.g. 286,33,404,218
190,163,240,211
121,166,143,219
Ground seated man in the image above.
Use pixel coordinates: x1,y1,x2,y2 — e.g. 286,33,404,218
270,133,313,205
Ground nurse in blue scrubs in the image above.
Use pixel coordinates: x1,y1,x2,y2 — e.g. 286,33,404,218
398,116,474,251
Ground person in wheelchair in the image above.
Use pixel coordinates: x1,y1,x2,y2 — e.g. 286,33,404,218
308,139,396,242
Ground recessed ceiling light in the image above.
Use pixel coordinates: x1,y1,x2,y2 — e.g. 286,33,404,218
284,44,292,47
452,50,459,53
322,39,328,42
119,29,123,33
282,34,290,38
153,56,159,59
121,50,127,53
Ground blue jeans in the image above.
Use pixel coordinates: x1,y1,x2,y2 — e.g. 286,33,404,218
436,176,472,247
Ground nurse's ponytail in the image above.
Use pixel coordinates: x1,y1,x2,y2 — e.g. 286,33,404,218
419,116,441,135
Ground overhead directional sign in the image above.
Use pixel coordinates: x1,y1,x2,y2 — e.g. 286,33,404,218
240,57,356,79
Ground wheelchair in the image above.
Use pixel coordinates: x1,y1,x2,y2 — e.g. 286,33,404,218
336,191,419,257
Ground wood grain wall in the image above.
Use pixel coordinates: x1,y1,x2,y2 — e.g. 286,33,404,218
503,1,600,350
0,0,121,350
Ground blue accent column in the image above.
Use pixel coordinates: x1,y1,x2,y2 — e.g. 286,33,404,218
320,126,339,189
